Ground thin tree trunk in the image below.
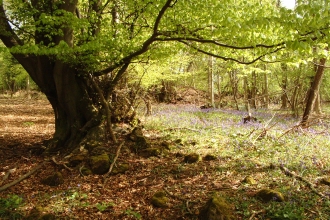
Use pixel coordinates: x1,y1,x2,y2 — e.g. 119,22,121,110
217,74,222,108
263,70,269,109
251,71,257,109
208,56,215,107
301,58,326,126
243,76,250,113
229,70,239,110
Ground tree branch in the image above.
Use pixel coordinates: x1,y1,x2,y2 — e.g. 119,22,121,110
94,0,175,76
103,141,125,185
155,35,285,49
177,40,285,64
280,165,328,200
0,4,23,48
0,162,46,192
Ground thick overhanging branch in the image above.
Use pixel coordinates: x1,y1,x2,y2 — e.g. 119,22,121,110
177,40,285,64
155,35,285,49
94,0,176,76
0,4,24,47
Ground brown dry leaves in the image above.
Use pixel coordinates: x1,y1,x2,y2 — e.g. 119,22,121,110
0,96,244,219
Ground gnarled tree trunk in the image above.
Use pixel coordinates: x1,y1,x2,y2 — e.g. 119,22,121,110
0,0,104,152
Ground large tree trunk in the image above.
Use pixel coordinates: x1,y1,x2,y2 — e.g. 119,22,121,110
0,0,103,153
25,57,101,152
301,58,326,126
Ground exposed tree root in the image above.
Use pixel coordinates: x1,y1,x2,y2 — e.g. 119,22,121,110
0,162,46,192
89,74,117,143
51,156,73,171
103,141,125,185
280,165,328,200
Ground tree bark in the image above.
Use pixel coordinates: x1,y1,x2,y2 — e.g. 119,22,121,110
208,56,215,107
263,70,269,109
301,58,326,126
280,69,288,109
229,70,239,110
0,0,102,152
251,71,257,109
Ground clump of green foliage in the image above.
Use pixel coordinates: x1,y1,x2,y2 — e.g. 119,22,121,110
0,194,24,219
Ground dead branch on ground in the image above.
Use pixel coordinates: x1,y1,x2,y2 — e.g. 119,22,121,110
280,165,328,200
164,188,193,214
248,210,265,220
0,167,16,185
248,114,276,143
280,119,321,138
51,156,73,171
0,162,46,192
103,141,125,185
166,125,226,133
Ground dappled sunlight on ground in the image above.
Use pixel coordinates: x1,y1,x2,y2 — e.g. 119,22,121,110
0,98,330,219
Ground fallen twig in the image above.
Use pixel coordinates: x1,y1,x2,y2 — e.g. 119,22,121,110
0,162,46,192
51,156,73,171
165,125,224,133
248,210,265,220
0,167,16,186
103,141,125,185
280,119,320,138
251,114,277,143
280,165,328,199
79,165,85,176
164,188,193,214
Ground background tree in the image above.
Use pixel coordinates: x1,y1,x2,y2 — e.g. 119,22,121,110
0,0,328,153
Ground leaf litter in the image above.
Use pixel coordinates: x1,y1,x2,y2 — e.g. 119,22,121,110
0,97,330,219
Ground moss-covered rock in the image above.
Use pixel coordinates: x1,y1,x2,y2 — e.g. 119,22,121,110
39,213,56,220
140,148,161,158
130,127,144,137
68,153,87,167
175,152,184,157
183,153,200,163
83,126,105,144
203,154,217,161
80,167,92,176
25,206,43,220
134,135,150,150
111,163,129,175
90,153,110,175
256,189,284,202
320,177,330,186
151,191,169,208
174,139,182,144
83,141,102,152
90,146,108,156
242,176,257,185
41,172,64,186
161,141,171,150
199,194,235,220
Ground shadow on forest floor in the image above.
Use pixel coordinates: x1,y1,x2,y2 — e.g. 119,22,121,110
0,96,330,219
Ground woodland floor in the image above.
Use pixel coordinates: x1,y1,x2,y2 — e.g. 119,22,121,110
0,95,330,220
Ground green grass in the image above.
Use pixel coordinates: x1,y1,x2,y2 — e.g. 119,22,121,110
141,104,330,219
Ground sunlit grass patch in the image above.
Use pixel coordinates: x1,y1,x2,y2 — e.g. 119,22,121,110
141,104,330,218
